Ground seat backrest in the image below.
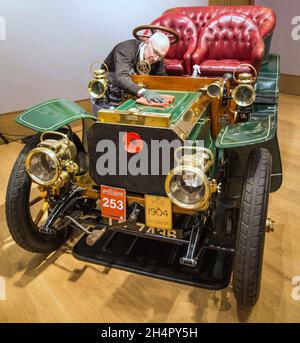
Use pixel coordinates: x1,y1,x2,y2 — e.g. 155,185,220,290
163,6,276,39
198,13,262,61
150,13,197,61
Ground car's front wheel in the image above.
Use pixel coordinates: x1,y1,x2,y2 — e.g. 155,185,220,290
5,133,72,253
233,148,272,307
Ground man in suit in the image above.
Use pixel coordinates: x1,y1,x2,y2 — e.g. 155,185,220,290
91,32,170,116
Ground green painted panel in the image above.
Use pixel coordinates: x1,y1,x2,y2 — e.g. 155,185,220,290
262,33,273,62
218,54,280,149
255,54,280,98
215,115,276,148
16,99,95,132
116,90,200,124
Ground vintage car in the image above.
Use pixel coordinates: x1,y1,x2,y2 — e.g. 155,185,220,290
5,17,282,307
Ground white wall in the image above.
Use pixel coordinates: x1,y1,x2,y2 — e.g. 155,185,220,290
256,0,300,76
0,0,207,114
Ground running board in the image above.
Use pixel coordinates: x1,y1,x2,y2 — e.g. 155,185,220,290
73,231,233,290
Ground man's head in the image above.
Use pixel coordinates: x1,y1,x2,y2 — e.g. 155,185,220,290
144,32,170,64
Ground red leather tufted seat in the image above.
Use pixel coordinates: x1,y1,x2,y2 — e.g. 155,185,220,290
150,13,198,76
163,6,276,41
191,14,265,76
163,6,276,74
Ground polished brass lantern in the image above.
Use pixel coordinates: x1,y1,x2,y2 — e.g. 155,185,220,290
165,147,217,210
207,80,225,99
26,131,79,188
232,64,257,107
88,60,109,99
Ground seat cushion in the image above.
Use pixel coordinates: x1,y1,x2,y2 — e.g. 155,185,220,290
199,59,251,76
164,59,184,76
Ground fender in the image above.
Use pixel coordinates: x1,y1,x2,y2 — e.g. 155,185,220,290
16,99,96,132
215,54,280,149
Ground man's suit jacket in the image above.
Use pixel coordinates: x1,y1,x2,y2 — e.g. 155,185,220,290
104,39,167,95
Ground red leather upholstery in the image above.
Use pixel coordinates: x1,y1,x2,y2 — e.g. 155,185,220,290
150,13,197,75
162,6,275,75
192,14,265,76
163,6,276,39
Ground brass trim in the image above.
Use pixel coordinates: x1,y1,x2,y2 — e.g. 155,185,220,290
98,109,170,128
171,98,209,140
266,218,275,233
136,60,151,75
233,63,257,83
98,94,210,141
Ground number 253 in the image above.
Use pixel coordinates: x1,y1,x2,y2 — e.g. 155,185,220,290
102,197,124,210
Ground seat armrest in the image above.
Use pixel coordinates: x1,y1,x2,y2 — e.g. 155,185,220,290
191,45,208,66
183,44,198,75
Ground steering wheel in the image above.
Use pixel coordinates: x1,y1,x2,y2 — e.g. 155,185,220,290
132,25,179,45
233,64,257,84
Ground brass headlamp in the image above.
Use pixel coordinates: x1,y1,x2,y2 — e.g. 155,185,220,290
207,80,225,99
232,64,257,107
88,60,109,99
26,131,79,188
165,147,217,210
200,80,225,99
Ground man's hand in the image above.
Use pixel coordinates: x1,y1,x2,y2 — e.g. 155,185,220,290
142,90,164,103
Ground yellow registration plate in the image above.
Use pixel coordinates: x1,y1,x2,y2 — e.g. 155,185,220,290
145,195,172,230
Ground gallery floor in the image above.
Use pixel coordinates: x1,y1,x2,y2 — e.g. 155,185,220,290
0,94,299,322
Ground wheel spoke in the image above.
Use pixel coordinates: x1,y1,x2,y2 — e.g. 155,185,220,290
33,200,50,226
29,195,44,207
29,190,46,207
34,209,44,225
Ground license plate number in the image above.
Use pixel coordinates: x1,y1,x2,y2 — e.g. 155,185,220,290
105,218,182,239
145,195,172,230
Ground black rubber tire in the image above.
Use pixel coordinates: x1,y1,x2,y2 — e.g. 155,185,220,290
5,133,72,253
233,148,272,307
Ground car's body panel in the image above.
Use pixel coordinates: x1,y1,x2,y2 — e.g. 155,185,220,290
213,54,282,195
16,99,95,132
225,134,282,197
256,53,280,98
216,116,275,147
216,54,280,149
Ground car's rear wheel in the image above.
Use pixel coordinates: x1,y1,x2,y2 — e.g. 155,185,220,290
5,133,74,253
233,148,272,307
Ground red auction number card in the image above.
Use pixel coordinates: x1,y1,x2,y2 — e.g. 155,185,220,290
100,185,126,221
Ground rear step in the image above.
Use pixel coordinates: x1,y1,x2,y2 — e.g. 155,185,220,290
73,230,233,290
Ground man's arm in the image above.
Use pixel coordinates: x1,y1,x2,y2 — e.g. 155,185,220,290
114,44,142,96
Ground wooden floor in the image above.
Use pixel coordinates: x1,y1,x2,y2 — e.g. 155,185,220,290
0,93,299,322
